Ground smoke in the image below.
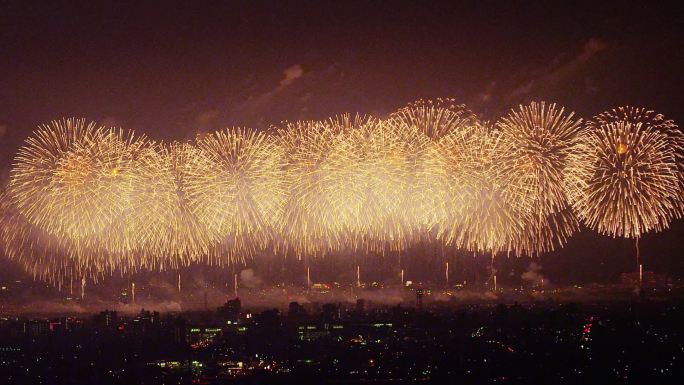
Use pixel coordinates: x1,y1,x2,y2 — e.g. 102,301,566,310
355,288,404,305
193,109,220,131
433,290,498,302
239,268,263,289
233,288,313,309
279,64,304,88
19,300,88,314
521,262,549,287
115,300,182,314
234,64,306,119
226,286,408,309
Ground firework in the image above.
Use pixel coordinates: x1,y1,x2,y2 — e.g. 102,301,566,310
113,142,181,266
184,128,287,263
10,119,146,243
110,141,216,270
164,142,215,262
327,115,414,252
494,102,582,254
386,100,479,239
565,107,684,238
495,102,582,212
8,119,151,281
389,98,480,140
278,118,349,256
5,101,680,286
369,116,431,250
591,106,684,204
430,120,523,254
0,188,115,286
280,114,420,256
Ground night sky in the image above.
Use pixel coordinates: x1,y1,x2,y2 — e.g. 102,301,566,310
1,1,684,289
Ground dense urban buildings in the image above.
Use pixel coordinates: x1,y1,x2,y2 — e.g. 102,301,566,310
2,283,684,384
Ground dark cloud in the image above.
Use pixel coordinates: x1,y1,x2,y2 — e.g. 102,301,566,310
502,38,609,105
193,109,220,131
279,64,305,88
232,64,309,125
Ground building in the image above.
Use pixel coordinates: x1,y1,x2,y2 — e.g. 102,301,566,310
288,301,306,319
218,297,241,322
93,310,118,328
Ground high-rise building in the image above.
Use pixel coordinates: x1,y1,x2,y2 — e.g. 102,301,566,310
93,310,118,328
218,297,241,322
288,301,306,319
355,299,366,314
